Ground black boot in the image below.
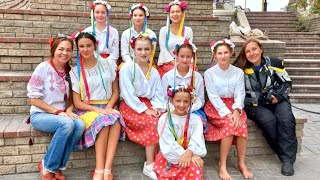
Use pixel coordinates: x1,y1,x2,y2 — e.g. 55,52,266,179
281,163,294,176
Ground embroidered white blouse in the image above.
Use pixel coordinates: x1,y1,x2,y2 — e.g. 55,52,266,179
121,27,157,62
158,26,193,65
204,64,245,117
69,60,117,101
158,113,207,164
27,61,69,114
83,25,119,63
119,61,166,113
161,68,205,112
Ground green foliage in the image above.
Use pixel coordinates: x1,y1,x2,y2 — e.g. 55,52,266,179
309,0,320,14
295,15,310,31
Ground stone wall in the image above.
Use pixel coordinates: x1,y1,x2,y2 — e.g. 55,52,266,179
307,14,320,32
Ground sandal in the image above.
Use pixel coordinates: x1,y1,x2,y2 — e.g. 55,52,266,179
92,169,104,180
104,169,113,180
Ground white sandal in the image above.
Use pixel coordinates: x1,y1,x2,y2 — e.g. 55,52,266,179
92,169,104,180
104,169,113,180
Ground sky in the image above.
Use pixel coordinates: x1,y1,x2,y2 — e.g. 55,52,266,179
235,0,289,11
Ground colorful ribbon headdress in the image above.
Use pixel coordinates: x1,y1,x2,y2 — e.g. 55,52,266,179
164,0,188,49
209,39,235,67
90,0,111,49
173,39,198,89
130,33,157,94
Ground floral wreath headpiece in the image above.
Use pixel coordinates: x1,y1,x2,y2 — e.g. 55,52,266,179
90,0,111,11
167,84,195,100
129,3,150,18
165,0,188,49
210,39,235,53
130,33,156,49
164,0,188,13
209,39,235,67
90,0,111,49
173,38,197,55
49,34,74,48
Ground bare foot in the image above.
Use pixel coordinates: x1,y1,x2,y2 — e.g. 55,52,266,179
104,173,113,180
239,164,253,179
219,162,232,180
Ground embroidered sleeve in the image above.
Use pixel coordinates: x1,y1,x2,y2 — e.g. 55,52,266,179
69,68,80,94
27,63,46,99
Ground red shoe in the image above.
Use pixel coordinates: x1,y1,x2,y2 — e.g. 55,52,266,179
92,169,104,180
55,169,66,180
38,161,55,180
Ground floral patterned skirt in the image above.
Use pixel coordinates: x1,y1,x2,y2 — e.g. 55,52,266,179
204,98,248,144
153,152,203,180
119,98,159,147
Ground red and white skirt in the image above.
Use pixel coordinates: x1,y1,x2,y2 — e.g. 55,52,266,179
153,152,203,180
204,98,248,143
119,98,159,147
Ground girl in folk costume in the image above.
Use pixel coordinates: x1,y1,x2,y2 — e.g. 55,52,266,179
161,39,207,133
84,0,119,63
70,32,125,180
158,0,193,77
27,35,85,180
153,85,207,180
121,3,157,63
119,34,166,180
204,39,253,180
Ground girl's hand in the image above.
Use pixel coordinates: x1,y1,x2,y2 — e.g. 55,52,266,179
66,109,79,120
58,111,69,117
178,150,193,168
95,107,113,115
232,110,241,129
145,109,156,117
191,155,204,168
271,95,278,104
154,108,161,118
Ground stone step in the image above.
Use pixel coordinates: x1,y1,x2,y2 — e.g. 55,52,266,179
290,76,320,84
286,42,320,47
286,67,320,76
250,24,296,29
285,59,320,67
292,84,320,93
269,32,320,36
247,20,297,24
289,93,320,103
285,47,320,53
285,53,320,59
271,37,320,42
250,27,297,32
246,12,296,18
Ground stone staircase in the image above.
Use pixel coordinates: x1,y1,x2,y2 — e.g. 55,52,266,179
246,11,320,103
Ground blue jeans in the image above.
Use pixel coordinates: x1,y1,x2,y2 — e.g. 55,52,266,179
31,112,85,173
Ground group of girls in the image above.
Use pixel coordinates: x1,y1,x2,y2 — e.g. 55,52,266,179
27,0,296,180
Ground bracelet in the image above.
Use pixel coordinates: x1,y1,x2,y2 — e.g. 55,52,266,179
54,110,64,115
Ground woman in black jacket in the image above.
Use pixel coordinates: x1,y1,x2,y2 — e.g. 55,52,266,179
233,38,297,176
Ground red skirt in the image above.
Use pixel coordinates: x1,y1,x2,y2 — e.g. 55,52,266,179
153,153,203,180
204,98,248,143
157,63,175,78
119,98,159,147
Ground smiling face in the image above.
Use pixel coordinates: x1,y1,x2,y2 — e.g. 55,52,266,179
169,5,183,24
177,46,193,69
134,38,152,64
53,40,73,64
132,8,145,27
77,37,95,60
245,41,263,67
214,44,232,67
94,4,107,24
172,91,191,116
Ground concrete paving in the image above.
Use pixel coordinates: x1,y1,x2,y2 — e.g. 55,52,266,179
1,103,320,180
